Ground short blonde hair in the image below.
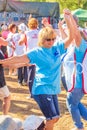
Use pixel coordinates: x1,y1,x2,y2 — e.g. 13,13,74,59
38,26,57,47
28,18,38,29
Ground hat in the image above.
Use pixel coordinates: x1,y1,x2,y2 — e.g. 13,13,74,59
18,23,28,32
1,25,8,30
23,115,45,130
0,115,23,130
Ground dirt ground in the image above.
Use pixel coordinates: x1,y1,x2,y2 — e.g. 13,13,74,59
0,68,87,130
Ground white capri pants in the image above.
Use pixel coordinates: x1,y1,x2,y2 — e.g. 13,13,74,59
0,85,10,98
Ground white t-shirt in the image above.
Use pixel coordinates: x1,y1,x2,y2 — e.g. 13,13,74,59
25,29,39,52
7,32,14,57
12,33,26,56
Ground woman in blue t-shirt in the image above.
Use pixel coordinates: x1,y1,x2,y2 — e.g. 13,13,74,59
0,9,78,130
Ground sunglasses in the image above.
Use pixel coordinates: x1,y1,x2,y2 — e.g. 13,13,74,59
46,38,56,42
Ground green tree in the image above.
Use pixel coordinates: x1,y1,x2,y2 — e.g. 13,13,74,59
83,1,87,9
55,0,87,13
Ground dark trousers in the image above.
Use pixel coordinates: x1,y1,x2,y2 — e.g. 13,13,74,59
27,65,36,94
18,66,28,84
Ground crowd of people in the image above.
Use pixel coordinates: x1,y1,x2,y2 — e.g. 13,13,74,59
0,9,87,130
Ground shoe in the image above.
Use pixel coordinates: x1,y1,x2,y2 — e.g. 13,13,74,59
26,96,31,99
9,72,12,76
18,83,23,87
12,72,17,76
22,82,27,86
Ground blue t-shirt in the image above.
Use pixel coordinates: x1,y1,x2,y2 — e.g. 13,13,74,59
27,42,66,95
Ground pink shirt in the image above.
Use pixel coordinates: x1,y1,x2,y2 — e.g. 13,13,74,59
1,30,9,39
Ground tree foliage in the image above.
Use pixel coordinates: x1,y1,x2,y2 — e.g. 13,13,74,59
52,0,86,13
83,1,87,9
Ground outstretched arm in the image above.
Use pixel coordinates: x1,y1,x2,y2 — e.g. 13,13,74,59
3,62,30,69
0,37,8,46
0,54,30,66
0,37,15,50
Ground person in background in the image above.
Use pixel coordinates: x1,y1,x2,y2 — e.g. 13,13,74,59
41,17,52,28
13,23,28,86
1,24,9,39
0,9,77,130
18,18,39,96
0,48,11,115
6,23,17,76
0,24,16,115
1,24,9,59
58,14,87,130
59,15,87,92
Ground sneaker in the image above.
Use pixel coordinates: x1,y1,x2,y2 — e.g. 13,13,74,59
18,83,23,87
26,96,31,99
12,72,17,76
22,82,27,86
9,72,12,76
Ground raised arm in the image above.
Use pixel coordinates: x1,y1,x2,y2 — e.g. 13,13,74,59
63,9,82,48
58,20,68,40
